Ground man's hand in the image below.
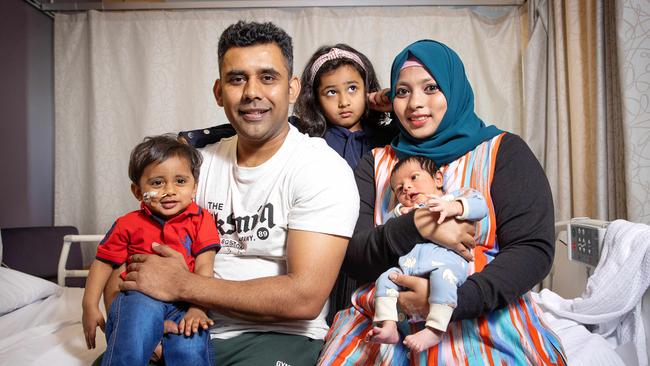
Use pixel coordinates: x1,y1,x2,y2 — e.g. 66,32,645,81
120,242,190,302
414,209,476,261
367,88,392,112
179,306,214,336
82,306,105,349
390,273,429,320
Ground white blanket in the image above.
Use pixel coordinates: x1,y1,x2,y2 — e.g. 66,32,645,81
0,287,105,365
534,219,650,366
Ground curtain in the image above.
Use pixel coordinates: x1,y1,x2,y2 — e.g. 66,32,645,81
616,0,650,224
523,0,621,298
523,0,628,225
54,7,523,263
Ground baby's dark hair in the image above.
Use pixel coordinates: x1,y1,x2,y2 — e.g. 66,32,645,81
128,134,203,185
293,44,382,137
218,21,293,76
391,155,439,184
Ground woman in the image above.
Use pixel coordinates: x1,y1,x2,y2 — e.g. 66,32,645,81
318,40,566,365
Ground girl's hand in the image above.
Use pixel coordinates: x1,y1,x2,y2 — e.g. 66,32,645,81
426,197,464,224
179,306,214,336
367,88,392,112
82,307,105,349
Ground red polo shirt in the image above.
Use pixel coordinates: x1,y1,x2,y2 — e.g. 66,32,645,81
96,202,220,279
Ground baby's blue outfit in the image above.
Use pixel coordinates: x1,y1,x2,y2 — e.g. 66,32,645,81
374,188,487,331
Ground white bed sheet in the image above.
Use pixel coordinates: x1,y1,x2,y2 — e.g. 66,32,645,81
0,287,105,365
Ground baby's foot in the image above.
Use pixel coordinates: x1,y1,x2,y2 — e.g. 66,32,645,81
403,327,443,353
366,321,399,344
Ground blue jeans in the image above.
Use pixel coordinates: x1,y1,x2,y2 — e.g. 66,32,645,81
102,291,212,366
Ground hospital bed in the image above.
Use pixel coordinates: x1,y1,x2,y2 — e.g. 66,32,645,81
0,227,105,365
536,219,650,366
0,221,649,365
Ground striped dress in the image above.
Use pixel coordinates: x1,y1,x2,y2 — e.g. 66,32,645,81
318,134,566,365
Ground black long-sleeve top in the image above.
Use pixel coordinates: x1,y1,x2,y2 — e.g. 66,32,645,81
342,133,555,321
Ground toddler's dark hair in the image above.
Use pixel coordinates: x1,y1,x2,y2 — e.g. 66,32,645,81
128,134,202,184
293,44,382,137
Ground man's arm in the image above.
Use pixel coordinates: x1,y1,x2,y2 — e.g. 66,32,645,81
122,229,348,322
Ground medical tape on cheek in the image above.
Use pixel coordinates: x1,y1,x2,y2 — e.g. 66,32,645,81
142,191,168,203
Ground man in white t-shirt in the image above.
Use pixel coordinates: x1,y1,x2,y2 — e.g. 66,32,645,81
121,21,359,365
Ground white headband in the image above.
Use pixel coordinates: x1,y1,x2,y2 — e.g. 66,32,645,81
309,48,367,85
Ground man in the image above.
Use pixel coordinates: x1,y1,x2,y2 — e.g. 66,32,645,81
121,21,359,365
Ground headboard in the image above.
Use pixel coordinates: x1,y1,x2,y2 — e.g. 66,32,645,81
0,226,84,286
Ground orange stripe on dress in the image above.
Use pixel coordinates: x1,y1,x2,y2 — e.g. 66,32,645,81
330,317,374,366
473,246,488,272
484,134,504,249
520,300,554,365
364,340,381,366
507,302,541,364
478,317,496,366
459,152,468,188
328,307,373,366
508,303,527,345
511,299,543,365
427,338,440,365
511,299,540,363
447,325,465,365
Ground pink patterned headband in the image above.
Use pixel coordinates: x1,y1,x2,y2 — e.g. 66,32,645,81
309,48,367,85
401,58,424,70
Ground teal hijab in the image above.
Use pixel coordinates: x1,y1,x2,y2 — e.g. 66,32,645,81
389,40,502,165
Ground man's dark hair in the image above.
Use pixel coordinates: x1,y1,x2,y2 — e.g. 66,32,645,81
391,155,439,181
218,21,293,76
128,134,203,184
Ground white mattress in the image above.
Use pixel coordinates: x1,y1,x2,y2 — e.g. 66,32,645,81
0,287,106,365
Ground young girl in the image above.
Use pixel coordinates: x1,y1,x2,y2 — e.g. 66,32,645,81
293,43,398,169
293,44,398,322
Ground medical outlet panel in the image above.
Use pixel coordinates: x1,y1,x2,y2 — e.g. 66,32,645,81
567,218,609,268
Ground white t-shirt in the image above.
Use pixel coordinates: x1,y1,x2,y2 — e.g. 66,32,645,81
196,124,360,340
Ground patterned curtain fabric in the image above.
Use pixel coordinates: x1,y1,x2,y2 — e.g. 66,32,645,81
54,7,523,264
616,0,650,224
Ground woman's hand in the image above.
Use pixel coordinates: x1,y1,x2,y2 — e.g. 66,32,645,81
414,208,476,261
390,273,430,319
367,88,392,112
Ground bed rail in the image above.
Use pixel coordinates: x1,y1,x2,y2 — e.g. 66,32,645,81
57,234,104,286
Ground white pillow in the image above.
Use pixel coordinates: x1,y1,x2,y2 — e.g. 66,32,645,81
0,267,62,316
